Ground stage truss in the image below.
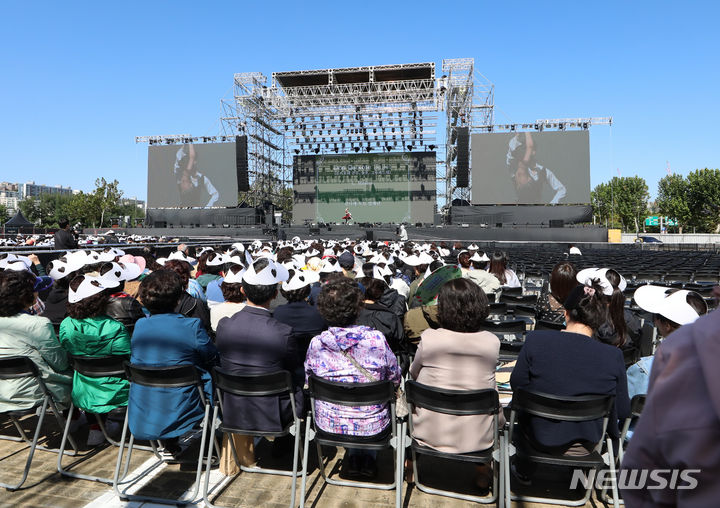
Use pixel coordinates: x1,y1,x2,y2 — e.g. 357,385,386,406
136,58,610,224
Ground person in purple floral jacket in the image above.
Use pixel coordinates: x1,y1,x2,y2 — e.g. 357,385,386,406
305,278,401,478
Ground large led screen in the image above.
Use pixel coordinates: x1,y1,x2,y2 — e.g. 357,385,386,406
470,131,590,205
292,152,436,224
147,142,238,208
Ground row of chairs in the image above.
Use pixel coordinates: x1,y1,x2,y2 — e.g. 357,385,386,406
1,355,628,507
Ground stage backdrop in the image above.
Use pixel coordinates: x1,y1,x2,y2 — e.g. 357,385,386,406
292,152,436,224
471,131,590,205
147,142,239,208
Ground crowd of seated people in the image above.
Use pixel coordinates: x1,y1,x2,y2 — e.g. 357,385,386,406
0,235,717,505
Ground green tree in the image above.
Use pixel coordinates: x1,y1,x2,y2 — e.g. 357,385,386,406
591,176,649,232
0,204,8,224
656,174,690,233
685,168,720,233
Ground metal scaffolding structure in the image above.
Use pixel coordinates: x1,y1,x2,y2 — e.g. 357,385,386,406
136,58,609,224
440,58,495,210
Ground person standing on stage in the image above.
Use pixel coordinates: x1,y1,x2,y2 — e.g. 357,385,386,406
342,208,352,225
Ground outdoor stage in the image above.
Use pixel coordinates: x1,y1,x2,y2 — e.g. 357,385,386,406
87,223,608,243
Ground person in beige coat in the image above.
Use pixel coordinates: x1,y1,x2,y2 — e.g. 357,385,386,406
409,278,504,490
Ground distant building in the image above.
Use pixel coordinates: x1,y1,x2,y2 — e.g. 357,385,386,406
20,181,73,199
0,190,20,214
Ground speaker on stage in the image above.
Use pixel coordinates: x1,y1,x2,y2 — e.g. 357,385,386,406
366,230,374,241
236,135,249,192
154,221,167,228
455,127,470,188
550,219,564,228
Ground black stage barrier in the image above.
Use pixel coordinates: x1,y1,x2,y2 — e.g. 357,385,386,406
450,205,592,226
147,207,263,227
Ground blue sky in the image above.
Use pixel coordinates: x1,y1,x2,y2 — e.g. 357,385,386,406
2,1,718,201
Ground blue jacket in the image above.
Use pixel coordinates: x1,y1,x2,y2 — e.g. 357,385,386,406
129,314,218,440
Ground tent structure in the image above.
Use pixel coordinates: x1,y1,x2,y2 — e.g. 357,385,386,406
4,211,34,227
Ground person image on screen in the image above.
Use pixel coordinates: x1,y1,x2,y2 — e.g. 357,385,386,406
506,132,566,204
173,143,220,207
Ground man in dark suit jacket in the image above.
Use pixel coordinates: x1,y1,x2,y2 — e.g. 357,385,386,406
215,258,302,433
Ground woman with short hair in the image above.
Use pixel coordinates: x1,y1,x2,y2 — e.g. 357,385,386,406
59,274,131,445
409,278,503,491
0,270,72,413
129,270,218,451
305,278,401,478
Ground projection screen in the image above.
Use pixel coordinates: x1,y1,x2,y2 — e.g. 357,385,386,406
470,131,590,205
147,142,238,208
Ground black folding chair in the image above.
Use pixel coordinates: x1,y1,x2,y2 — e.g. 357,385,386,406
507,389,618,507
601,394,646,505
479,319,527,342
113,363,213,505
534,319,565,331
487,302,508,316
203,369,303,508
300,375,403,508
500,294,538,306
404,381,505,505
57,355,153,484
0,356,78,490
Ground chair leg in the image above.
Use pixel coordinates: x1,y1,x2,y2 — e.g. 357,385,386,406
0,397,50,490
289,420,301,508
299,417,314,508
395,420,405,508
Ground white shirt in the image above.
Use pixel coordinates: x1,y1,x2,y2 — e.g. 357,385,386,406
210,302,246,331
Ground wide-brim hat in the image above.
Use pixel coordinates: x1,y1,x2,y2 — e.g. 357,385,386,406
633,285,705,326
576,267,627,296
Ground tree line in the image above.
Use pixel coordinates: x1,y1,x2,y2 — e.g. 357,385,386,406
11,178,141,229
591,168,720,233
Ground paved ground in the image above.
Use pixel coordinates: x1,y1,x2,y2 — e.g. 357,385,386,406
0,413,611,507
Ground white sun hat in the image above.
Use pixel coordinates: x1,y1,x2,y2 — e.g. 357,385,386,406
0,254,31,269
576,267,627,296
470,252,490,263
633,285,705,326
372,265,392,281
242,259,289,286
47,258,73,280
68,275,119,303
206,252,229,267
223,265,246,284
168,250,196,264
319,257,343,274
282,268,320,291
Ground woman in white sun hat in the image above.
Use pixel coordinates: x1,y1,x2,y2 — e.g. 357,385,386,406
59,274,131,446
627,286,708,399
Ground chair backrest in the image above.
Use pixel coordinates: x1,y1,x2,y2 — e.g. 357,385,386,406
124,362,201,389
534,320,565,331
213,368,292,397
405,380,499,416
630,394,645,417
0,356,40,379
487,302,507,315
500,286,523,297
507,304,537,318
70,355,129,378
510,389,614,422
500,294,537,305
479,319,526,333
308,375,394,407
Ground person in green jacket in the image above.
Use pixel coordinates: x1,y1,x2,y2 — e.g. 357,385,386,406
60,274,131,446
0,270,72,413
